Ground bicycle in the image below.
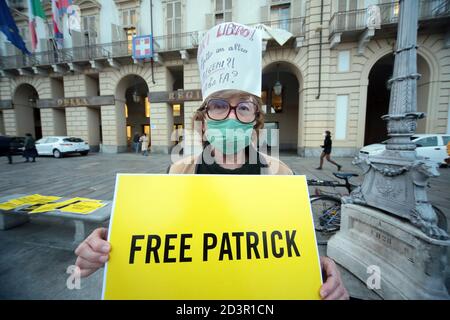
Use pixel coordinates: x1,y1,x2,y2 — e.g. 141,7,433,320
307,173,448,245
307,173,358,245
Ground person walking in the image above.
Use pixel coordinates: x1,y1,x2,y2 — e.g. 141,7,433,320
140,133,149,156
316,130,341,171
23,133,38,163
132,132,140,154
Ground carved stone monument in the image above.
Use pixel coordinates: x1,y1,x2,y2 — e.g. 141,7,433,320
327,0,450,299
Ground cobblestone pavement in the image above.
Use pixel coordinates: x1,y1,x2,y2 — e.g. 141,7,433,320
0,152,448,299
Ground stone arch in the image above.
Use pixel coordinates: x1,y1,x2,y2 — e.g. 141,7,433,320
114,73,151,151
416,45,441,133
11,76,50,100
358,43,438,147
262,58,304,153
12,83,41,138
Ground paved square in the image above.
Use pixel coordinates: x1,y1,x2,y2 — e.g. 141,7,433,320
0,153,448,299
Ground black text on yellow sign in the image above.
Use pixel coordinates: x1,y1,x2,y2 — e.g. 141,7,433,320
102,175,322,300
128,230,301,263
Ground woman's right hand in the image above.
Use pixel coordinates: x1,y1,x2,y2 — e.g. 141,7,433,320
75,227,111,277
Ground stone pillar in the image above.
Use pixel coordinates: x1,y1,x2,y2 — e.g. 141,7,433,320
100,104,127,153
66,107,89,142
2,109,17,136
65,107,100,150
150,102,173,154
40,108,67,136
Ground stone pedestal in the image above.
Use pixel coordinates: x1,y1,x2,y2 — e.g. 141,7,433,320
327,204,450,300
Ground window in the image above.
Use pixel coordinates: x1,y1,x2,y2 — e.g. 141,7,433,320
145,98,150,118
127,126,131,140
63,138,84,142
271,89,283,113
167,1,182,49
122,9,137,27
338,50,350,72
82,15,98,45
270,3,290,31
262,88,283,114
215,0,232,24
335,95,348,140
173,104,181,117
143,125,150,137
125,27,137,52
125,104,128,118
443,136,450,146
415,136,438,147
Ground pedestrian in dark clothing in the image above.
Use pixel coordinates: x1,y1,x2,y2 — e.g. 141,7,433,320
0,136,13,164
316,131,341,171
132,132,140,154
23,133,38,163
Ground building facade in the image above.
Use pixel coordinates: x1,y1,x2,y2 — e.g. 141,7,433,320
0,0,449,156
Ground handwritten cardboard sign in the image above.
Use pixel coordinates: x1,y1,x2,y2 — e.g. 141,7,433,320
197,22,262,100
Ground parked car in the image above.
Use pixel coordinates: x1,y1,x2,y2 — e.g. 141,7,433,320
9,136,26,155
35,136,90,158
359,134,450,166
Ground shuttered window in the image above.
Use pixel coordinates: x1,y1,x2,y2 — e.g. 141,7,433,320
215,0,232,24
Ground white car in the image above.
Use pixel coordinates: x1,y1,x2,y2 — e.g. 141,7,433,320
359,134,450,166
35,136,90,158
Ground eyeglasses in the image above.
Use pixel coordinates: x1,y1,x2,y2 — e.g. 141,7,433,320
205,99,258,124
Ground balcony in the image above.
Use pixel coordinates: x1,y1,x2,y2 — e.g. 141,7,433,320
0,18,305,75
329,0,450,52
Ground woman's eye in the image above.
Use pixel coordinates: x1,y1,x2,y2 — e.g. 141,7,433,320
238,103,253,112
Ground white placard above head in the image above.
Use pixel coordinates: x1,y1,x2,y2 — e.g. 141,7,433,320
197,22,262,101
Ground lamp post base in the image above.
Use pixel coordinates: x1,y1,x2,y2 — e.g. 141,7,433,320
327,204,450,300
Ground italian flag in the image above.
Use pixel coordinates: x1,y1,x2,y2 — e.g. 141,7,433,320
28,0,46,51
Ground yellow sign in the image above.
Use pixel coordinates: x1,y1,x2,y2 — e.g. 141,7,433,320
102,175,322,300
0,194,61,211
60,201,105,214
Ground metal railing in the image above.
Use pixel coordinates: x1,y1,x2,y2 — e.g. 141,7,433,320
0,17,305,70
153,31,200,52
329,0,450,35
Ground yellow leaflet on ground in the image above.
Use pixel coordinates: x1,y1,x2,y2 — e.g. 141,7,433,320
7,194,61,206
59,201,105,214
67,197,103,203
28,198,80,213
0,202,23,211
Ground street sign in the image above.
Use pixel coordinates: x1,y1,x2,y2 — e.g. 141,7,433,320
132,35,153,60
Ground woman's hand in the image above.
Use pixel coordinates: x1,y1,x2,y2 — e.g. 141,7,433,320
75,227,111,278
319,256,349,300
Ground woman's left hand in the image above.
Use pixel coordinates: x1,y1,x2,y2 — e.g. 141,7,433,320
319,256,350,300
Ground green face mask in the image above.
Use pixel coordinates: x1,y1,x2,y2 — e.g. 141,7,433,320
205,119,254,155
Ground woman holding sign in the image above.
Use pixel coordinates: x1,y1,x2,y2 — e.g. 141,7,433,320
75,22,349,300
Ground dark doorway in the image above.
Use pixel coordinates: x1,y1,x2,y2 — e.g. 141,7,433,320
364,54,394,146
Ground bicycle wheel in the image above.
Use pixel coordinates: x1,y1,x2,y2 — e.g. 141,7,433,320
310,195,342,245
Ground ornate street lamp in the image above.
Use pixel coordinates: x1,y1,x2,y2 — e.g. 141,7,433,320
273,64,282,96
345,0,447,240
132,76,141,103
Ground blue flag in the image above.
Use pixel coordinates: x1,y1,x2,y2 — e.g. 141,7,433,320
0,0,31,55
